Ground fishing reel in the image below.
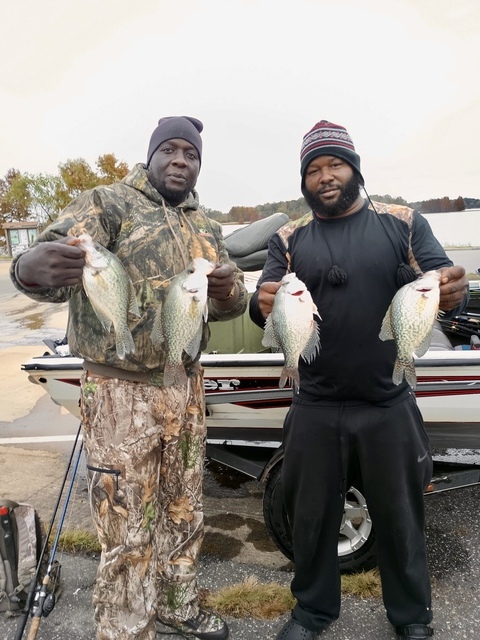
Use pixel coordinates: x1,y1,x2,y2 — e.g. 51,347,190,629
31,586,56,618
30,560,61,618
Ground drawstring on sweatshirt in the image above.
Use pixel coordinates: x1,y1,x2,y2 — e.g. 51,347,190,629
162,201,190,270
365,193,419,287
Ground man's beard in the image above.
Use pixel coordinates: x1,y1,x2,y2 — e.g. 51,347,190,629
302,172,361,218
158,183,191,207
147,170,194,207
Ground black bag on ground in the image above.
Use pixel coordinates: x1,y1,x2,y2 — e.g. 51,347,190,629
0,499,45,615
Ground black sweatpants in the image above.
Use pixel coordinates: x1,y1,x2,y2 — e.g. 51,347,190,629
281,393,433,632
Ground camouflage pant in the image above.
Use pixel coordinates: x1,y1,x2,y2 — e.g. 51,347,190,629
80,370,206,640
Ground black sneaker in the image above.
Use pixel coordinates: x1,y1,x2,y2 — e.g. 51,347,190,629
156,609,229,639
396,624,434,638
276,618,320,639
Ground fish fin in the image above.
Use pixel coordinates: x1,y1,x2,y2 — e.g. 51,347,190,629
313,304,322,321
91,306,113,333
84,286,113,332
415,330,434,358
164,363,188,387
184,326,203,359
262,315,280,350
379,308,394,341
300,321,321,363
150,309,164,347
279,366,300,394
128,282,141,317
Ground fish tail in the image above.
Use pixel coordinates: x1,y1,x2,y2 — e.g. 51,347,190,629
279,366,300,393
164,362,188,387
392,358,405,385
404,361,417,390
392,358,417,388
115,327,135,360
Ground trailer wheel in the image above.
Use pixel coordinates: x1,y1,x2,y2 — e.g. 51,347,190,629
263,463,378,573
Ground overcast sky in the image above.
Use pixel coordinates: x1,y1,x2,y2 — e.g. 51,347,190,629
1,0,479,213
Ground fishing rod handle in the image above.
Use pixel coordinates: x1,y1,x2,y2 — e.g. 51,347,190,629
26,617,41,640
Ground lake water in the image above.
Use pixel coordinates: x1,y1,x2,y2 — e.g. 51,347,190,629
422,210,480,247
224,210,480,247
223,210,480,277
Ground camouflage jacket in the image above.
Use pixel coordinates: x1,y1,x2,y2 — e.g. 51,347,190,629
10,164,247,381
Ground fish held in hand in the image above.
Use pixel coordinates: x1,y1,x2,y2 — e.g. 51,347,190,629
75,234,140,360
151,257,216,386
379,269,441,389
262,272,321,393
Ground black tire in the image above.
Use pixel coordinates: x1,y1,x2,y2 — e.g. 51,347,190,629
263,463,378,573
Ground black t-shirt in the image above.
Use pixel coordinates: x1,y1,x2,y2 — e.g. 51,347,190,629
249,202,454,405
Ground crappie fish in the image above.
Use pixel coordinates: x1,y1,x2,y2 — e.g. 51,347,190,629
379,270,441,389
151,258,216,386
75,234,140,360
262,272,321,393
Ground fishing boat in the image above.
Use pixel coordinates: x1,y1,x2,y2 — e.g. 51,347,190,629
21,215,480,572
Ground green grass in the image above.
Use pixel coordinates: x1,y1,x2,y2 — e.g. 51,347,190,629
52,528,382,619
202,570,382,619
49,528,101,554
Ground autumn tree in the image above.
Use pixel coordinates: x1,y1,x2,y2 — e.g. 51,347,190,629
95,153,130,185
203,207,225,222
25,173,66,225
0,170,32,248
0,154,131,234
0,169,32,222
228,206,259,224
368,194,409,206
57,158,101,202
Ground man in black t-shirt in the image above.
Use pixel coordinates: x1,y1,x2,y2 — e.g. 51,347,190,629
249,120,469,640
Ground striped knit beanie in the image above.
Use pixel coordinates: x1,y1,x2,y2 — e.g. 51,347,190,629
300,120,364,185
147,116,203,167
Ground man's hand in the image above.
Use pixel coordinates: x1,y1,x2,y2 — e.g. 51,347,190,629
207,263,236,302
17,238,86,288
257,281,282,319
439,265,469,311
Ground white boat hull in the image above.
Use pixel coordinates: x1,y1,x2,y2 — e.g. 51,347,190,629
22,350,480,452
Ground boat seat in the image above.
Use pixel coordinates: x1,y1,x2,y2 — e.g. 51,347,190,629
429,321,454,351
224,212,289,271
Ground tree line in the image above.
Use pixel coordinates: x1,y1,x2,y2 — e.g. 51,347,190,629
1,156,478,252
0,155,129,248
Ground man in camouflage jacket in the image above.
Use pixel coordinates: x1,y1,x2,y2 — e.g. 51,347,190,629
10,116,246,640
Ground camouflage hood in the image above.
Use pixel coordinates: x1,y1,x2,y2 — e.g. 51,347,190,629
122,163,201,214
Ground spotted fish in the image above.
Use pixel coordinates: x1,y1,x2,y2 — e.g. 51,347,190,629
262,272,321,393
75,234,140,360
379,270,441,389
151,258,216,386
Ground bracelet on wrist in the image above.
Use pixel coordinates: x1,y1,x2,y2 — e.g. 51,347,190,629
18,277,40,287
220,283,236,301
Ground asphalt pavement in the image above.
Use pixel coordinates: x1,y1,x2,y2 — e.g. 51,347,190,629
1,446,480,640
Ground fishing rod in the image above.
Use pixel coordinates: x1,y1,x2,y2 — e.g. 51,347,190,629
14,423,84,640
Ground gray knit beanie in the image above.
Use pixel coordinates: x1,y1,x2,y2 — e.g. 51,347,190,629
147,116,203,166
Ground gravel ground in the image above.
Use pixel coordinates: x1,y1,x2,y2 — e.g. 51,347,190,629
1,483,479,640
